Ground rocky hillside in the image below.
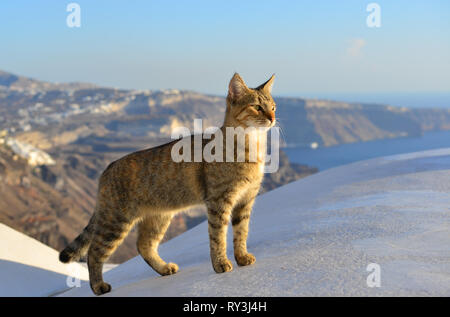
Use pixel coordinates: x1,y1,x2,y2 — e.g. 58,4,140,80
0,69,96,92
2,70,450,149
2,70,450,151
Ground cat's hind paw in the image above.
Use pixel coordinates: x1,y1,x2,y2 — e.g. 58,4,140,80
161,262,179,276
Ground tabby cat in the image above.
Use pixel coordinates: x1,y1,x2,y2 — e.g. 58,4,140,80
59,73,276,295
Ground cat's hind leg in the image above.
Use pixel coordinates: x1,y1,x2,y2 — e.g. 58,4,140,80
137,213,179,276
87,210,134,295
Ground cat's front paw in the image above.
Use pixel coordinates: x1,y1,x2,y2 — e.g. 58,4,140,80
212,258,233,273
235,253,256,266
91,282,112,296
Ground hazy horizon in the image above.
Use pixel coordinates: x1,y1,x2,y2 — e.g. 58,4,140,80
3,67,450,109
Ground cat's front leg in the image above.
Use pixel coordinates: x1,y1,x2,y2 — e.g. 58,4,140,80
231,199,256,267
207,208,233,273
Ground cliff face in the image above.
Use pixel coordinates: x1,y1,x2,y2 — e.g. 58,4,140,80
261,151,318,193
275,98,433,147
0,144,94,256
405,108,450,132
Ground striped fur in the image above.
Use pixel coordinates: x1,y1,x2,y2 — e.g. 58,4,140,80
59,73,276,295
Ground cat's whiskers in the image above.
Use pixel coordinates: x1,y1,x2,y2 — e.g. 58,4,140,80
272,118,287,147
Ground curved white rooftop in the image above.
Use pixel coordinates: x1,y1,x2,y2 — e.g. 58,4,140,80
0,224,89,296
52,148,450,296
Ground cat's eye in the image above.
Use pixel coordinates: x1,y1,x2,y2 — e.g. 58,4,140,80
254,105,263,112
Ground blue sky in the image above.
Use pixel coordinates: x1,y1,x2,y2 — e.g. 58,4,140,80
0,0,449,96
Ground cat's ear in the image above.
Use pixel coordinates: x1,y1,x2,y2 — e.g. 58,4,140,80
228,73,249,102
257,74,275,94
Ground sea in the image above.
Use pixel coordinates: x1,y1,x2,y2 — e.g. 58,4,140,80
282,92,450,171
284,130,450,171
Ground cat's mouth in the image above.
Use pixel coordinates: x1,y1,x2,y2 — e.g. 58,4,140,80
245,118,276,130
262,118,276,128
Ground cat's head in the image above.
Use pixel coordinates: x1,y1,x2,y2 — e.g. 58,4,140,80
225,73,276,129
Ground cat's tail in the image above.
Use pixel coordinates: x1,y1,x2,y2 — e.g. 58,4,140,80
59,213,97,263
